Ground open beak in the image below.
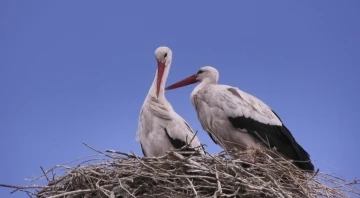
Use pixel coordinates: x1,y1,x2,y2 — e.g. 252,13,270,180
165,74,198,90
156,61,166,97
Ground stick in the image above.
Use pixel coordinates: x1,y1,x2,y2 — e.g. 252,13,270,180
119,179,136,198
40,166,49,182
187,178,198,198
213,165,222,198
47,189,93,198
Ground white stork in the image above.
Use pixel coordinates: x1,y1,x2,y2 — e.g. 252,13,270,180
165,66,314,171
136,46,204,157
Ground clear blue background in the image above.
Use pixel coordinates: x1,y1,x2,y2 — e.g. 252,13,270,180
1,1,359,197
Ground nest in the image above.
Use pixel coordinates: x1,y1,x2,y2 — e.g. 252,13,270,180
1,143,359,198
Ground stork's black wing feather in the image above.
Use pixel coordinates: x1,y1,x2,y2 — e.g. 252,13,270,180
164,128,187,149
164,128,203,157
140,142,147,157
206,131,219,145
183,121,207,153
228,112,314,171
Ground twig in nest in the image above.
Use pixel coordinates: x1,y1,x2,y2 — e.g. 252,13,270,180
187,178,198,198
214,165,222,198
40,166,49,182
82,143,114,159
119,178,135,198
47,189,93,198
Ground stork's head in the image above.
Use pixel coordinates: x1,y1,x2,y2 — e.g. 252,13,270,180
194,66,219,83
154,46,173,97
165,66,219,90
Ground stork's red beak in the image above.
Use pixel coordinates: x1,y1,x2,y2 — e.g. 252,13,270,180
156,61,166,97
165,74,198,90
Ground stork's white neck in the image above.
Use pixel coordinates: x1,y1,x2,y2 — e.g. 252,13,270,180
190,78,217,104
148,67,170,100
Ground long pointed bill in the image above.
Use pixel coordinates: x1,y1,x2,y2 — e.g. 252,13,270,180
165,74,198,90
156,61,166,97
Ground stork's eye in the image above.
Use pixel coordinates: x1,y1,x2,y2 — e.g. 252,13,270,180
164,53,168,58
196,70,204,75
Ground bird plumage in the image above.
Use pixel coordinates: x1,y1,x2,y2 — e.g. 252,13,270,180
166,66,314,171
136,47,204,157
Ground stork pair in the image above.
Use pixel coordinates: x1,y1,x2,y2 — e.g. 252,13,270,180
136,46,314,172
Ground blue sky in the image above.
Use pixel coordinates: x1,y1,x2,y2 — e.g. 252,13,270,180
1,1,360,197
